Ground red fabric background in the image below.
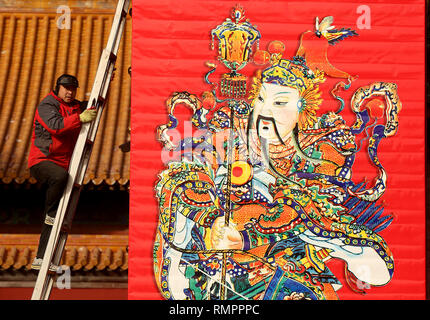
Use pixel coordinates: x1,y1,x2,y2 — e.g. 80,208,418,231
130,0,426,299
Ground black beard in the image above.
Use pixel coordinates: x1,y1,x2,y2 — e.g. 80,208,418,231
246,111,286,161
254,114,287,146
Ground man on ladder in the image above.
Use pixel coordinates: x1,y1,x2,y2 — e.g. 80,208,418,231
30,0,130,300
28,74,97,271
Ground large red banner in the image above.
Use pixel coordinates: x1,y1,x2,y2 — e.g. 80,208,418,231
130,0,426,300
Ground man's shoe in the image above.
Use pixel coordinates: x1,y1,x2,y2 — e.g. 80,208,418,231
31,257,59,273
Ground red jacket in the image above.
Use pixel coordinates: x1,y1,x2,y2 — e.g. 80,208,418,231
28,91,85,170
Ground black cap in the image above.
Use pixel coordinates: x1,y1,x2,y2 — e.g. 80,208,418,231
56,74,79,88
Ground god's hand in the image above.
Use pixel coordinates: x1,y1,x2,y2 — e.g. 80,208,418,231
211,217,243,250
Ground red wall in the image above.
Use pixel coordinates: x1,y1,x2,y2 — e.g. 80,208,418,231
130,0,426,300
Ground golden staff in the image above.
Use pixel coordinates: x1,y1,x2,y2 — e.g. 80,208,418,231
220,104,235,300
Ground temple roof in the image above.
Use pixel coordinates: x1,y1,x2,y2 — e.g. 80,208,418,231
0,233,128,272
0,9,131,186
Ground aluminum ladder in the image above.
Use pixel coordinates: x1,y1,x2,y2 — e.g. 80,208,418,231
31,0,131,300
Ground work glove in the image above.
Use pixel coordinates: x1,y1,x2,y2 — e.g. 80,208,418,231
79,109,97,123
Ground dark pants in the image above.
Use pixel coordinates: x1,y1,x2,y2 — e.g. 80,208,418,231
30,161,69,259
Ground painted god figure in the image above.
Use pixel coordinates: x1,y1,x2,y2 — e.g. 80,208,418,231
153,8,401,300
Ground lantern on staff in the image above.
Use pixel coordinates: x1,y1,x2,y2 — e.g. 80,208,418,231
211,5,261,98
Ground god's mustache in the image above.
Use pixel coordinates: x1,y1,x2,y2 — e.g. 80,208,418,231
249,113,287,146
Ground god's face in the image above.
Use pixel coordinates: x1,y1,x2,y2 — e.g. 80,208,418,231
252,82,300,144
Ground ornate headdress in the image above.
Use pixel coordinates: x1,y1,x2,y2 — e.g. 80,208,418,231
250,44,326,130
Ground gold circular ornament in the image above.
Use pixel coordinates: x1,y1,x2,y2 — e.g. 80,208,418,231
230,161,253,185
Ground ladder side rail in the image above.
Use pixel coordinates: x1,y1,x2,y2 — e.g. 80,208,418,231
42,276,54,300
74,145,93,186
100,55,116,101
104,0,125,50
88,64,116,142
105,0,130,52
110,12,128,58
87,57,113,140
41,232,69,300
67,124,93,182
100,19,124,100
